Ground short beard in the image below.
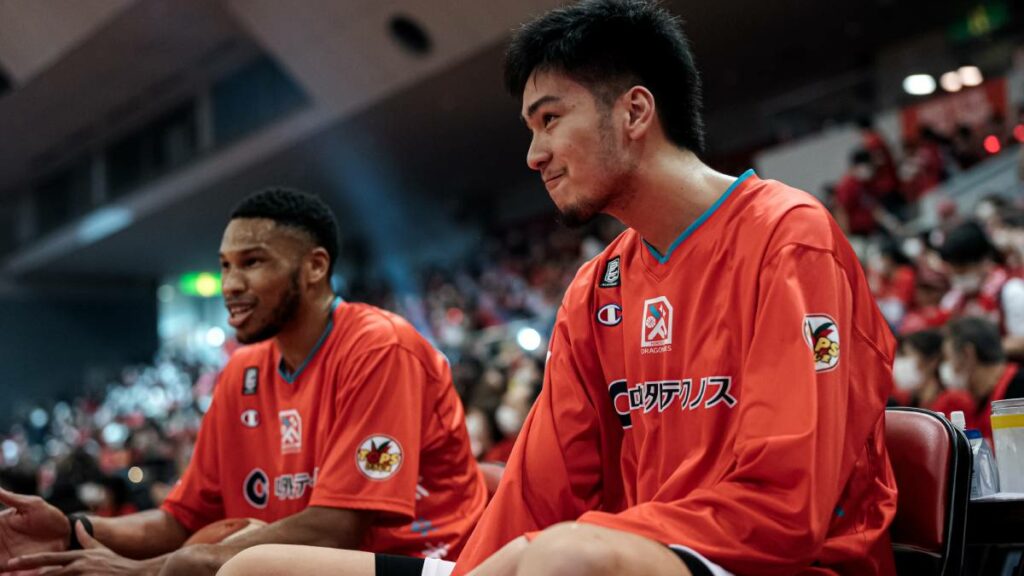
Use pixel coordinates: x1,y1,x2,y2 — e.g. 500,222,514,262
237,270,302,344
553,105,623,229
555,198,604,228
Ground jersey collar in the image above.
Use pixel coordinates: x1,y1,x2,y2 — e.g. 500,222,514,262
277,296,342,384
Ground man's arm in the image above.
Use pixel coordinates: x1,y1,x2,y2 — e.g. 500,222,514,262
159,506,372,576
91,509,189,559
5,506,372,576
453,303,608,575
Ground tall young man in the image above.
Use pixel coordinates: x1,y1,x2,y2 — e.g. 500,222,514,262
222,2,899,575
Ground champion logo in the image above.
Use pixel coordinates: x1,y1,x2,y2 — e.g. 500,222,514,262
597,304,622,326
241,409,260,428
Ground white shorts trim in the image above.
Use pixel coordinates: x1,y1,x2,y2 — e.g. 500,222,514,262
668,544,734,576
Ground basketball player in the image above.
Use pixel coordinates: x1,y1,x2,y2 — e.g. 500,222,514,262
0,189,485,576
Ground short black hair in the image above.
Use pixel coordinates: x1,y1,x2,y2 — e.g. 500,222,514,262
939,220,994,266
505,0,705,153
899,329,943,361
230,187,340,276
946,317,1005,364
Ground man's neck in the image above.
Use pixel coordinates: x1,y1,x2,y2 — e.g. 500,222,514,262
606,150,737,255
275,290,336,373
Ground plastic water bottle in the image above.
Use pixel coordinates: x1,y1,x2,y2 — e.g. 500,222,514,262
951,411,1000,498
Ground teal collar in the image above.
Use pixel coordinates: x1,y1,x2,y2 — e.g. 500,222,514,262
277,296,342,384
643,169,755,265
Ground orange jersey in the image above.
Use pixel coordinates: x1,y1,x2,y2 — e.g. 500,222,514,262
162,299,487,559
455,171,898,575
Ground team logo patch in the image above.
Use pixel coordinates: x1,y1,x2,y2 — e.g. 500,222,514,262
600,256,621,288
244,468,269,509
279,410,302,454
597,304,622,326
243,367,259,395
241,409,260,428
356,435,403,480
641,296,673,353
803,314,840,372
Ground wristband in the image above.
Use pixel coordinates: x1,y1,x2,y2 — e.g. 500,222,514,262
66,513,94,550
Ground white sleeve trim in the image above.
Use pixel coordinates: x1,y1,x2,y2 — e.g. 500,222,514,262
668,544,735,576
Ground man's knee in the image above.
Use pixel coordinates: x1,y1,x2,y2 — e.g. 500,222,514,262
218,544,287,576
517,523,621,576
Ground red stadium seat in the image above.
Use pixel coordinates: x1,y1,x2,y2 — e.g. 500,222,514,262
885,407,971,576
479,461,505,499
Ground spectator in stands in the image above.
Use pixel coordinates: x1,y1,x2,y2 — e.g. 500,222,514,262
900,127,946,201
942,317,1024,441
857,117,902,217
939,221,1024,359
835,148,881,237
899,266,951,334
951,124,982,171
891,330,976,424
868,238,916,329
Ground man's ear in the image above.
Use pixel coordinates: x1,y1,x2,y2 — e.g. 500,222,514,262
305,247,331,286
622,85,656,141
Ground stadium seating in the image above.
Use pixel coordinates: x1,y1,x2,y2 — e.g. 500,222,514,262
886,407,972,576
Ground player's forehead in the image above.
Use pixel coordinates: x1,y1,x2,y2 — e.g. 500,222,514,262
220,218,306,254
521,68,589,116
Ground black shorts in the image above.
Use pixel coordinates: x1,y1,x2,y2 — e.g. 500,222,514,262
374,548,715,576
375,554,424,576
670,546,715,576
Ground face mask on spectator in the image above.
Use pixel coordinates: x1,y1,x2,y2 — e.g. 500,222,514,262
939,360,968,390
950,272,983,294
902,237,925,260
892,356,924,392
495,404,524,437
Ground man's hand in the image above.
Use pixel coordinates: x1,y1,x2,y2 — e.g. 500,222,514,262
0,488,70,563
0,522,160,575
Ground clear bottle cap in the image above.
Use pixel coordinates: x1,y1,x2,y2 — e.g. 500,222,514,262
950,411,967,430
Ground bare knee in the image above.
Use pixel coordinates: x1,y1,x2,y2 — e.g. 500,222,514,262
218,545,290,576
517,523,621,576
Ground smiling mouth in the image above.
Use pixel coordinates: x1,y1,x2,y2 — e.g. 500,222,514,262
226,302,256,328
544,173,565,188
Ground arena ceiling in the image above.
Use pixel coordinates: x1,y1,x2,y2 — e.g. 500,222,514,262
0,0,1013,282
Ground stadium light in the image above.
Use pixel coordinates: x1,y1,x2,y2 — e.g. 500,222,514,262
940,71,962,93
903,74,936,96
958,66,983,87
206,327,226,347
984,135,1001,155
516,327,542,352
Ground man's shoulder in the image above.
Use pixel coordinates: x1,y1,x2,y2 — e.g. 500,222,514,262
223,341,274,373
561,229,637,309
334,301,434,356
743,178,843,255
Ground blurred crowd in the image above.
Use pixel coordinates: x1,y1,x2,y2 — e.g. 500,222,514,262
0,349,222,517
2,115,1022,517
829,114,1024,442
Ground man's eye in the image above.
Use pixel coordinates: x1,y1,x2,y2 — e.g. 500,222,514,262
543,114,557,127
